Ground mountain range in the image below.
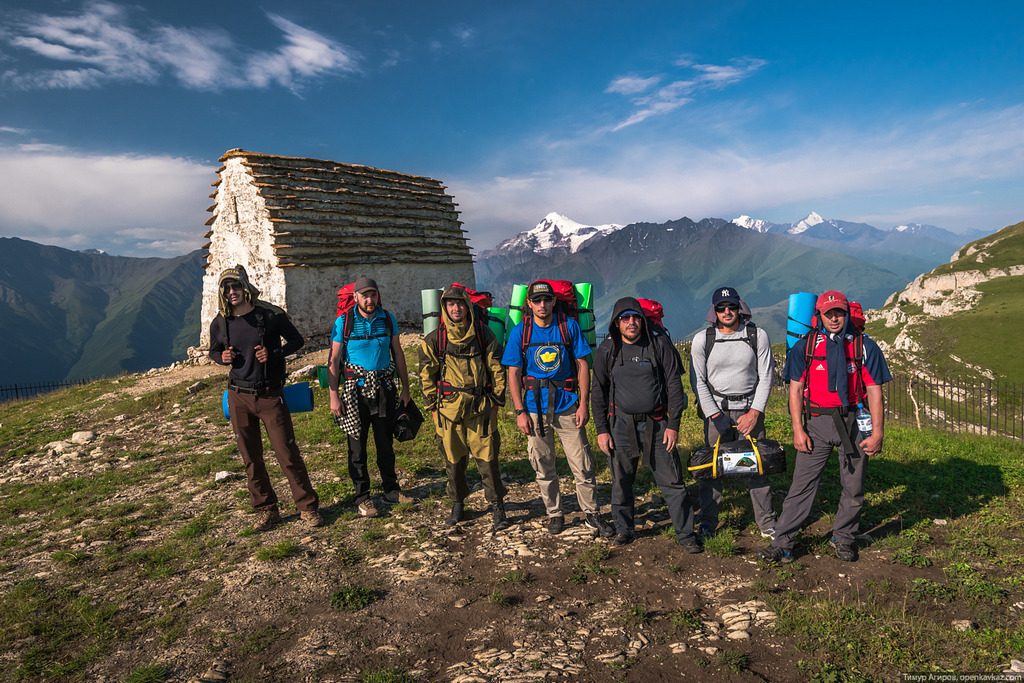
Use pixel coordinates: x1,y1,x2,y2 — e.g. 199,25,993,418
475,212,988,342
0,237,204,386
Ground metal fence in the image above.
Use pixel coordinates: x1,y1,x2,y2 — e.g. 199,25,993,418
0,379,91,404
882,373,1024,441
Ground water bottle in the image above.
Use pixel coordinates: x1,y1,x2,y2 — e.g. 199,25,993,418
855,403,873,439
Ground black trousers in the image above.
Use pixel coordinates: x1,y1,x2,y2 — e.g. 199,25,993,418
608,416,696,541
347,392,398,503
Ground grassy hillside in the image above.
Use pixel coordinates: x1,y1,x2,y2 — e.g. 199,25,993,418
868,220,1024,383
1,346,1022,681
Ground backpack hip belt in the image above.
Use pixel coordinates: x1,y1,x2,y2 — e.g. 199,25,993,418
229,378,285,395
523,376,576,438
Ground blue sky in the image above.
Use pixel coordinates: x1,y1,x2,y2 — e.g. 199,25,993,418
0,1,1022,256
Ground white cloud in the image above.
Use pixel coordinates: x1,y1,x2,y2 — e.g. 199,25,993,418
452,24,476,45
607,56,766,131
1,2,361,92
605,75,662,96
452,105,1024,248
0,145,213,256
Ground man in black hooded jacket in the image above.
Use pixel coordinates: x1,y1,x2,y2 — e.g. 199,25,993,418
591,297,701,552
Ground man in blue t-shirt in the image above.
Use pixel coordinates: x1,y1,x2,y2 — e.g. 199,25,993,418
328,277,411,519
502,280,611,537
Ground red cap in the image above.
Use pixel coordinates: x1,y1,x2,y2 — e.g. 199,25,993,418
815,290,849,313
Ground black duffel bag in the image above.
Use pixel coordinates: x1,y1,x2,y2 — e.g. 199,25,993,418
687,435,786,480
392,400,424,442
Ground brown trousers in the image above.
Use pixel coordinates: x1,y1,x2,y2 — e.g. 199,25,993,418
228,387,319,512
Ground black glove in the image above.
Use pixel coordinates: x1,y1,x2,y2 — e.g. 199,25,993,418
711,412,734,439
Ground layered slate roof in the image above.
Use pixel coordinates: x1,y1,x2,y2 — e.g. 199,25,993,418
204,149,471,268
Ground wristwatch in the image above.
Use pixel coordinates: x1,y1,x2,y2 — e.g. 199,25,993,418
515,408,527,416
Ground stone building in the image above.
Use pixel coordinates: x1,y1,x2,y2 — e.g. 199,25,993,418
199,149,474,347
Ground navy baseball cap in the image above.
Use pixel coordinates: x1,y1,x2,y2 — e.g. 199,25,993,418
712,286,741,306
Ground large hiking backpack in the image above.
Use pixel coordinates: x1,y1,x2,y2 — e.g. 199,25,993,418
518,279,586,436
432,284,494,404
607,298,673,425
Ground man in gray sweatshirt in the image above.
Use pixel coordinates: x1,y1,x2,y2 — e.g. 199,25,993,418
689,286,777,539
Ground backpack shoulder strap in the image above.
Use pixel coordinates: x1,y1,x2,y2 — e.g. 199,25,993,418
745,322,758,357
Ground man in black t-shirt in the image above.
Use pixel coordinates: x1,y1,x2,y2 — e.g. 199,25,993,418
591,297,700,552
208,265,320,532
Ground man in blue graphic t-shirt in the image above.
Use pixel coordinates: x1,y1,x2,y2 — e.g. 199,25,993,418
502,280,612,537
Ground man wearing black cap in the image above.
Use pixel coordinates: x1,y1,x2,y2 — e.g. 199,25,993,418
328,276,411,518
209,265,321,532
690,286,777,541
592,297,700,551
501,280,611,536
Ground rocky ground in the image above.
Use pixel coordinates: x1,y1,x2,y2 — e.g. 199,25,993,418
3,343,1023,682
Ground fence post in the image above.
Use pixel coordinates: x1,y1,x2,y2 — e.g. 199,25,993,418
987,380,992,436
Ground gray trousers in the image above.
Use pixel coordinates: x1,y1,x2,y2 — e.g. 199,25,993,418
697,410,776,534
526,408,599,516
772,413,868,549
608,416,696,541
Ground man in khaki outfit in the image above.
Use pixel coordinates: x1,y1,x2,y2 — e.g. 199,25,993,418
420,285,510,530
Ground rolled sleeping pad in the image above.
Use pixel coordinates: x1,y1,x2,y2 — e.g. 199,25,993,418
223,382,314,420
507,284,529,343
421,288,443,336
485,306,508,346
573,282,596,348
787,292,817,349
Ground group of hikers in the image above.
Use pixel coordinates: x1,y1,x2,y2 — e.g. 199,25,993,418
208,266,891,563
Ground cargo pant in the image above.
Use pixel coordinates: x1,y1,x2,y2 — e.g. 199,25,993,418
608,415,696,541
697,410,776,535
228,387,319,513
771,413,868,550
527,407,599,518
438,410,507,504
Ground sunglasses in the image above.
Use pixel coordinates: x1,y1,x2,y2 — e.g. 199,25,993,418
619,314,643,322
715,303,739,312
224,283,244,292
530,296,554,303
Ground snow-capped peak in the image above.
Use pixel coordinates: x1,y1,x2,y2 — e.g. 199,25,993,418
790,212,824,235
732,215,775,233
497,212,624,254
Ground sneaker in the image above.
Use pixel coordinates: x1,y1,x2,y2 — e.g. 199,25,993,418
300,509,323,528
755,545,794,564
547,515,565,535
830,537,857,562
445,501,465,527
383,489,412,504
584,513,614,538
610,532,634,546
358,498,378,518
697,525,715,542
491,502,511,531
760,526,777,540
253,508,281,532
679,537,703,554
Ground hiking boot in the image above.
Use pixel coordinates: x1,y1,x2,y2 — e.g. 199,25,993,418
830,537,857,562
446,501,465,527
300,509,323,528
755,545,794,564
584,513,614,538
679,537,704,554
610,531,634,546
358,498,378,518
491,502,511,531
253,508,281,532
696,525,715,542
547,515,565,535
760,526,777,540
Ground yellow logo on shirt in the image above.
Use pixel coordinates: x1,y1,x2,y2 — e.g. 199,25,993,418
534,345,562,372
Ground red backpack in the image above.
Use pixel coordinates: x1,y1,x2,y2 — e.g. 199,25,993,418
636,298,665,328
450,282,493,308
